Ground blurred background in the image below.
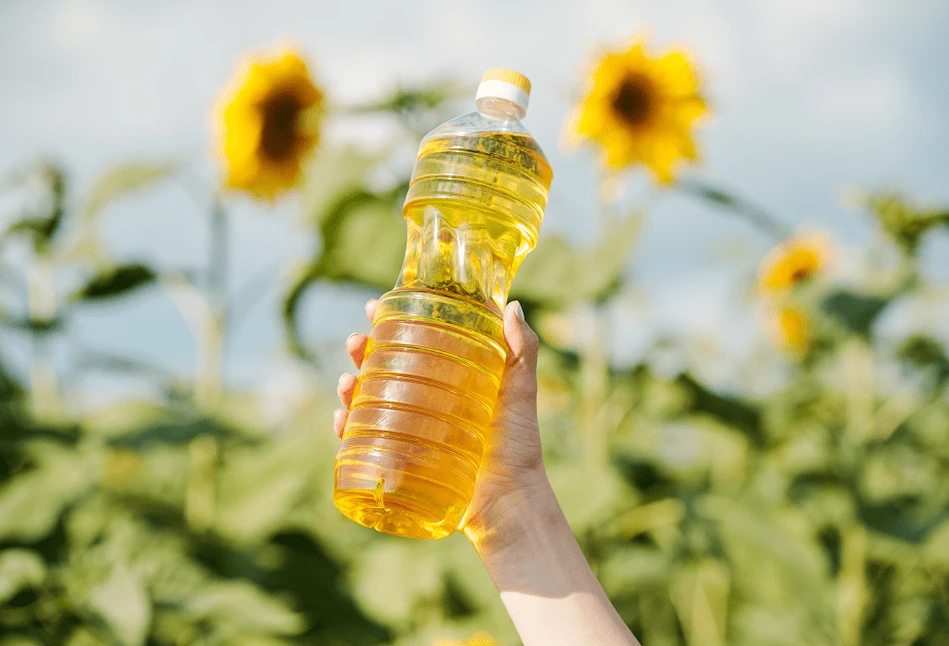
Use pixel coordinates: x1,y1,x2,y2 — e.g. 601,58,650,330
2,1,949,644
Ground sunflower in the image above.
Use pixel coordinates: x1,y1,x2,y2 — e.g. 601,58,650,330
432,632,497,646
771,307,813,355
569,38,707,183
758,232,830,292
214,47,323,201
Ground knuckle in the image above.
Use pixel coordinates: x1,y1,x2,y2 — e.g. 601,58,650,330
523,328,540,357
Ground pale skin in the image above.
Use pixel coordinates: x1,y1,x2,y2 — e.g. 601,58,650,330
334,299,640,646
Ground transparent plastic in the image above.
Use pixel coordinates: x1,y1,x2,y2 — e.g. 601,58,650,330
333,94,552,539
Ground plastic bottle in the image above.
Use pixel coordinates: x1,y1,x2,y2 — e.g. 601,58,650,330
334,68,552,539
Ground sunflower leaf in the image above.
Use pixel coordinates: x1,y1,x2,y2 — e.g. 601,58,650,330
866,192,949,255
313,184,407,289
283,183,407,358
0,446,97,540
87,565,151,646
512,212,642,310
820,289,890,337
83,162,180,223
281,262,322,360
185,581,305,635
70,263,158,303
0,550,46,605
0,314,66,335
676,372,765,446
858,499,949,544
301,146,383,228
3,165,67,251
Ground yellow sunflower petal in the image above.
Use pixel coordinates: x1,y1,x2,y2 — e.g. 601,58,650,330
758,232,832,292
674,96,708,125
566,36,707,184
774,307,812,355
653,51,702,96
214,46,324,202
645,136,679,184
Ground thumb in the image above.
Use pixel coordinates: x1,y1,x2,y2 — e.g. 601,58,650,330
499,300,539,406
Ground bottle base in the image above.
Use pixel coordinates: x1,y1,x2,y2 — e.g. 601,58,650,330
334,487,461,540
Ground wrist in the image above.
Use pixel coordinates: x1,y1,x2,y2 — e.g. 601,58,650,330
463,466,561,559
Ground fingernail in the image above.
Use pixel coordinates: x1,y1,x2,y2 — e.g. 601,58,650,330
346,333,358,346
334,408,346,423
513,301,525,322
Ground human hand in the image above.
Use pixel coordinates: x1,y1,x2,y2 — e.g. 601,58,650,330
334,299,638,644
333,299,549,549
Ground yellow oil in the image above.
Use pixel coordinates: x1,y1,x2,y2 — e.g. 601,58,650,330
334,130,552,539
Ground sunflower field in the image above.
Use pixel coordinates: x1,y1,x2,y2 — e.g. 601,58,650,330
2,27,949,646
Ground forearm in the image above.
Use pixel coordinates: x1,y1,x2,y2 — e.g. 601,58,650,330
465,473,639,646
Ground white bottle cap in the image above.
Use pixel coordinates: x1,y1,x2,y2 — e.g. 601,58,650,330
475,68,531,114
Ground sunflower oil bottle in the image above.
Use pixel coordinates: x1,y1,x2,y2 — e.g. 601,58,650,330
333,69,553,539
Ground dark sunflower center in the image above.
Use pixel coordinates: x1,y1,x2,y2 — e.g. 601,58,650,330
611,74,655,126
789,266,813,283
260,92,302,161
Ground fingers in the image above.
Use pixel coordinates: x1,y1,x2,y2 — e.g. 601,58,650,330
365,299,378,322
337,373,357,409
502,301,539,371
333,408,347,439
490,300,541,443
346,333,369,369
334,373,358,439
494,300,540,413
336,299,377,441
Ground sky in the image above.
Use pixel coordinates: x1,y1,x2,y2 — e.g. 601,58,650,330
1,0,948,405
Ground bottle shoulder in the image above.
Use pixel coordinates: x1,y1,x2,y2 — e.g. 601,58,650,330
423,110,530,139
418,111,552,188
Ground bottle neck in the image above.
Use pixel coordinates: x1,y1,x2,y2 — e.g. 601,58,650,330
475,97,525,121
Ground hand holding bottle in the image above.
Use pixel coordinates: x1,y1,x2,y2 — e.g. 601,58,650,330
334,299,639,646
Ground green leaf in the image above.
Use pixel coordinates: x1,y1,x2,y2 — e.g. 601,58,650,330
63,628,109,646
676,372,764,446
75,349,176,378
866,192,949,255
215,436,312,542
599,546,671,596
83,162,179,222
281,263,321,360
80,399,244,448
0,315,65,335
701,495,835,633
314,184,408,289
283,183,407,358
0,638,43,646
356,83,467,117
858,500,948,544
4,165,67,251
0,446,97,540
301,146,382,228
186,581,305,635
70,263,157,303
548,460,632,533
351,542,442,626
512,213,642,310
88,566,151,646
821,289,890,336
0,549,46,605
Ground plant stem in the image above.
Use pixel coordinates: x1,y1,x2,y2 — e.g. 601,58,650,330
186,435,219,532
580,307,610,466
27,256,61,420
677,178,792,242
196,198,228,409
